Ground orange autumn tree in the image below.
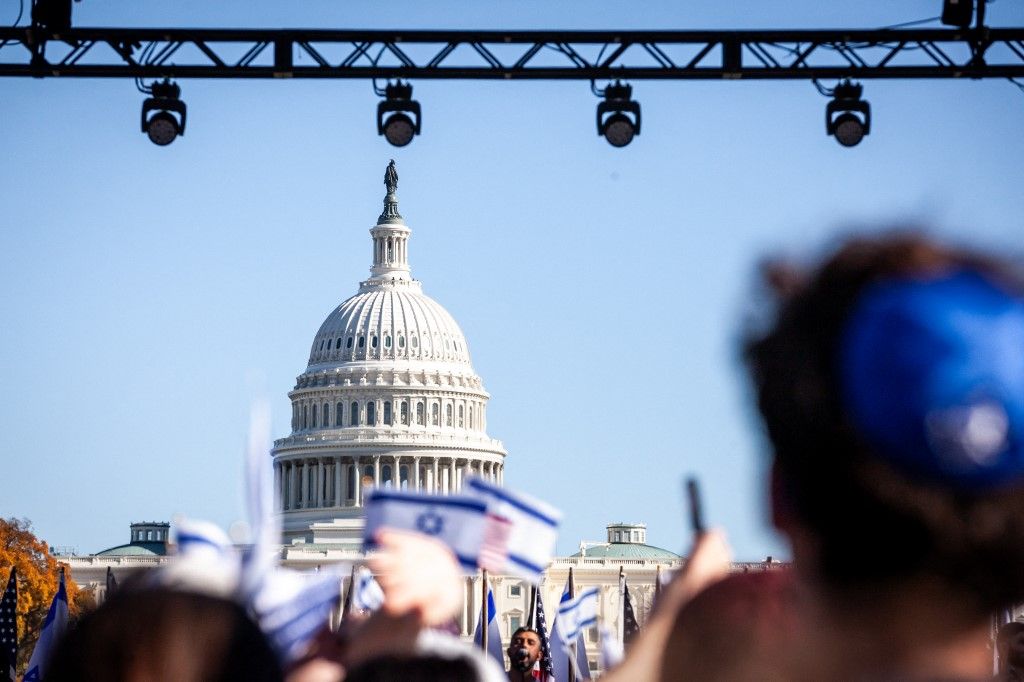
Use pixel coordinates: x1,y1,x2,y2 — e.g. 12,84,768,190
0,517,85,675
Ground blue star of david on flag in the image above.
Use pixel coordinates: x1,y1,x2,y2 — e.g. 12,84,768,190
415,509,445,536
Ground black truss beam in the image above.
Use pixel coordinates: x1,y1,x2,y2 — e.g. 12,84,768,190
1,27,1024,80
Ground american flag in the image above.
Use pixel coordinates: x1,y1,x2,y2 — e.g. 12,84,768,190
622,578,640,648
0,568,16,682
478,513,512,573
533,589,555,681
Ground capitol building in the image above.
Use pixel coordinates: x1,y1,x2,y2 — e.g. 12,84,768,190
61,163,781,674
271,160,506,548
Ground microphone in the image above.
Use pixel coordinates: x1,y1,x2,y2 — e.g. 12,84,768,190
513,648,531,671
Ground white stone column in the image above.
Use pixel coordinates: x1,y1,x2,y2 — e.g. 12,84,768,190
334,458,343,507
394,455,401,488
317,460,325,507
374,456,381,488
273,462,281,511
413,457,421,490
289,463,298,510
353,458,361,506
448,458,456,494
300,461,309,509
432,458,439,493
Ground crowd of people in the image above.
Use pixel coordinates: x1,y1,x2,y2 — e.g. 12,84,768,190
17,232,1024,680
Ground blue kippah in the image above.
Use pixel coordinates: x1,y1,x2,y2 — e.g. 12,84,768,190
839,270,1024,490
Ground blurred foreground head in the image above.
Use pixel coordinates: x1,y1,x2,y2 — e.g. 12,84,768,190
745,233,1024,612
47,587,282,682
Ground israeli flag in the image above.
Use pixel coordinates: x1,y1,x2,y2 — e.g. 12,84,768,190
464,477,561,583
351,566,384,613
598,623,623,671
251,569,343,665
363,489,489,570
23,569,68,682
555,587,599,644
473,586,505,667
552,580,595,681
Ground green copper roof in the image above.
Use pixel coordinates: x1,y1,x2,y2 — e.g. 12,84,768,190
570,543,679,560
95,542,168,557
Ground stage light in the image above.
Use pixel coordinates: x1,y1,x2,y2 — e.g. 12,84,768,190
825,80,870,148
140,79,187,146
596,80,641,147
376,81,421,147
941,0,974,28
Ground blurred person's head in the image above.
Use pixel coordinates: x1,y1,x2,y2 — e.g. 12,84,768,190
745,233,1024,615
507,627,541,671
46,587,282,682
658,570,799,682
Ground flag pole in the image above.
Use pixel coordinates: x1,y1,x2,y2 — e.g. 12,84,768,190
341,563,356,620
617,566,625,649
567,567,577,681
480,568,489,653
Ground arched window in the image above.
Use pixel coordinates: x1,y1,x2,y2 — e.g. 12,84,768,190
311,404,318,427
416,401,424,425
458,404,465,428
431,403,440,426
469,405,474,429
398,335,405,348
386,239,394,262
445,404,453,427
385,335,392,348
400,401,409,425
358,336,365,349
323,402,330,427
367,401,376,425
412,336,419,348
383,401,392,426
400,465,409,489
335,337,342,349
319,339,325,351
347,336,354,349
382,464,393,487
371,336,378,349
302,405,308,429
336,402,343,427
351,401,359,426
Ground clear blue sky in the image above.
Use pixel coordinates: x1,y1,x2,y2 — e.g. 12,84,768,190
1,1,1022,561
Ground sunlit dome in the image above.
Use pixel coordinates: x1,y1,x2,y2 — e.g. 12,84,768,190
273,161,506,546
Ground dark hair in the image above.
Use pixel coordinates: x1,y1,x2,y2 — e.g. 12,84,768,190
345,654,478,682
46,588,282,682
744,233,1024,611
510,626,539,640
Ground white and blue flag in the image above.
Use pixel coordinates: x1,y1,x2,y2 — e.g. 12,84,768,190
464,477,561,583
350,566,384,613
473,586,504,667
363,489,490,571
251,569,343,665
553,584,597,681
23,569,68,682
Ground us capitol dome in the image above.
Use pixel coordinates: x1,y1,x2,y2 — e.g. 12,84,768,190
272,161,507,546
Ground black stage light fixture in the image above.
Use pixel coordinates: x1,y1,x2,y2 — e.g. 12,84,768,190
141,79,187,146
941,0,974,28
825,80,870,148
31,0,73,33
596,80,641,147
377,81,421,147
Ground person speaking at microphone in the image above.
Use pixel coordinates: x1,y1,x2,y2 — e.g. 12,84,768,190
505,627,540,681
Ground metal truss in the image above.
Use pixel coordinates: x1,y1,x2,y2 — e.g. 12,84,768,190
1,27,1024,80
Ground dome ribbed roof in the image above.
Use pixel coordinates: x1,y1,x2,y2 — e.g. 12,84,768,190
571,543,679,560
307,284,472,368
